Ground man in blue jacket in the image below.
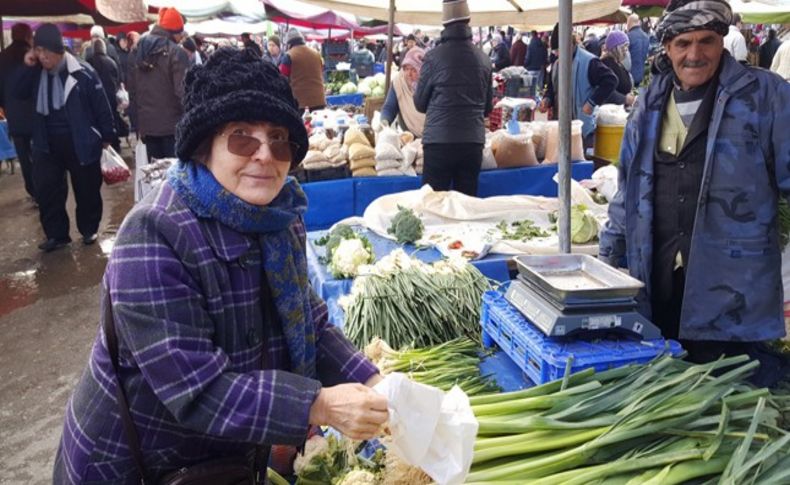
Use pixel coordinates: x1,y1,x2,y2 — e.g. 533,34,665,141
15,24,116,252
627,13,650,86
599,0,790,386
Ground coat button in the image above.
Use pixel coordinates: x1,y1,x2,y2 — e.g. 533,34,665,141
678,162,686,169
247,329,261,346
678,195,686,203
238,254,253,269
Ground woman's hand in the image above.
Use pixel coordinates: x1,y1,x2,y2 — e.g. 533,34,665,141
24,49,38,67
309,383,389,440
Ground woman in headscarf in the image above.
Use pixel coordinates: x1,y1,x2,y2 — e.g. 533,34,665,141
380,46,426,137
601,30,636,107
53,47,387,484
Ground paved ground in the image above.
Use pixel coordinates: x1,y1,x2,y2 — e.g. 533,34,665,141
0,145,135,484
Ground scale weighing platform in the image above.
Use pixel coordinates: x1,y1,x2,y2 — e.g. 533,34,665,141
505,254,663,340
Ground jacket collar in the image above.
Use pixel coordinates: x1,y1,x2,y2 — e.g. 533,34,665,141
646,51,754,110
441,23,472,42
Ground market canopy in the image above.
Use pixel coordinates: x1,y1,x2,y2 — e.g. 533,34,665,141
262,0,402,36
289,0,624,27
731,0,790,24
146,0,267,20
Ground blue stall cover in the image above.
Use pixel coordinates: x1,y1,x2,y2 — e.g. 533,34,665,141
302,162,594,230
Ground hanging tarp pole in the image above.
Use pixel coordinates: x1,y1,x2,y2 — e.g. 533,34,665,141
1,16,5,51
558,0,572,253
385,0,395,93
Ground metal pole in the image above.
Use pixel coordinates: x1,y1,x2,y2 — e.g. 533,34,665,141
558,0,572,253
385,0,395,93
1,16,5,51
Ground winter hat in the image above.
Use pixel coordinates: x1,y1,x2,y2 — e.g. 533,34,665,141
285,28,304,47
442,0,471,26
175,47,308,166
605,30,629,51
90,25,105,38
33,23,64,55
158,7,185,34
401,46,425,72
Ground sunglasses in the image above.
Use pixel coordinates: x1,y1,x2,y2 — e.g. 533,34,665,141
220,131,299,162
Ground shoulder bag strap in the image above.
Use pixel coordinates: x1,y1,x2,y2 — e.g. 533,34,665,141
103,296,150,484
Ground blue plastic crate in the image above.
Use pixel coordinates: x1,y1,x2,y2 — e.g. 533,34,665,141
481,290,683,385
326,93,365,107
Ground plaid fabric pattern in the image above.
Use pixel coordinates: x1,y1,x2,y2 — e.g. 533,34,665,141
53,180,378,484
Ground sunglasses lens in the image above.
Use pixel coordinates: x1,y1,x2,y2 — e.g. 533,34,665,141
227,134,261,157
269,141,297,162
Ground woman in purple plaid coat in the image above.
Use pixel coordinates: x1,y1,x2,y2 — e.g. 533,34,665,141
53,47,387,484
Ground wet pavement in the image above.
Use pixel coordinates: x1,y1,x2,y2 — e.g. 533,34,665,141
0,146,135,484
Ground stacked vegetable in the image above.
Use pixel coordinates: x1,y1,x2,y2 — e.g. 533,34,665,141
357,74,387,98
315,225,375,279
466,355,790,484
342,249,491,349
365,338,500,396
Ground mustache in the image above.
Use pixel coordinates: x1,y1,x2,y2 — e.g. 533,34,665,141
682,60,708,68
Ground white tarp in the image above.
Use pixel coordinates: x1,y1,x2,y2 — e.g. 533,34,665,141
185,17,276,36
291,0,623,27
146,0,266,20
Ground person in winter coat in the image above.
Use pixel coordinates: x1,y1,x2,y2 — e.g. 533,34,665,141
490,34,511,71
0,23,37,201
759,29,782,70
263,35,283,66
524,30,548,97
53,48,387,484
770,39,790,80
539,24,618,147
87,38,121,151
127,7,189,160
414,0,493,196
627,13,650,86
241,32,263,57
600,31,635,107
723,13,748,63
509,33,527,68
350,42,376,77
381,47,426,136
279,29,326,110
82,25,121,68
599,0,790,387
583,32,602,57
13,24,116,252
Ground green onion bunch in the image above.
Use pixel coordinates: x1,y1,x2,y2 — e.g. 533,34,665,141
342,250,491,350
366,338,500,396
465,355,790,484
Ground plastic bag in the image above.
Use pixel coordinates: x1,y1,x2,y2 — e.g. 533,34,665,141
374,373,478,485
101,146,131,184
116,85,129,110
491,130,538,168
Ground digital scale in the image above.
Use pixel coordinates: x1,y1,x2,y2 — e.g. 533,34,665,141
505,254,663,340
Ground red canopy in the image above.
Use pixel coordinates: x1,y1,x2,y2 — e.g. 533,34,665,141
620,0,668,6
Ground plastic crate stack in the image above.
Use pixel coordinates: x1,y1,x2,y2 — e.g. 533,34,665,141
480,290,683,385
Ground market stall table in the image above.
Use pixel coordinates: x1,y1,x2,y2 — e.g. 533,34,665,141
302,161,595,230
307,228,514,329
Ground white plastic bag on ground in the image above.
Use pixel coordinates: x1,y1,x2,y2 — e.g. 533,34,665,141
374,373,477,485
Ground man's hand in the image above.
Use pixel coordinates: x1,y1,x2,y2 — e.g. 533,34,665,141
24,49,38,67
309,383,389,440
625,93,636,107
582,102,594,115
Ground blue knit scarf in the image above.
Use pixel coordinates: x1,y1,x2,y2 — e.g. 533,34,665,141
168,161,317,379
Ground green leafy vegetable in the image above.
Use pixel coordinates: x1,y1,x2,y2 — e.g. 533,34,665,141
387,206,424,244
315,224,357,263
496,219,550,241
570,204,600,244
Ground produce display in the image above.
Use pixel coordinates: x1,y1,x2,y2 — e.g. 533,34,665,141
357,74,387,98
466,355,790,484
365,338,500,396
495,219,549,241
341,249,491,349
314,225,375,279
386,206,424,244
549,204,600,245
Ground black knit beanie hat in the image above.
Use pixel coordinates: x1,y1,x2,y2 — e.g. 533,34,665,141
175,47,308,166
34,23,65,54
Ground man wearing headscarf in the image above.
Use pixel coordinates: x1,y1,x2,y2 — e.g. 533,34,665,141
599,0,790,386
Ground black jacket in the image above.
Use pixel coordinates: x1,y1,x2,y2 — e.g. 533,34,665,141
601,56,633,104
491,43,511,71
414,23,493,145
524,36,548,71
759,37,782,69
89,52,120,111
0,40,36,136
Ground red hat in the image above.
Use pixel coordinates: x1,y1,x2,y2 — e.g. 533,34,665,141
158,7,184,34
